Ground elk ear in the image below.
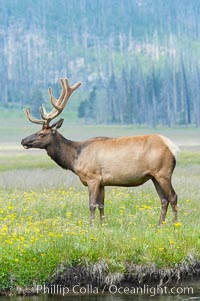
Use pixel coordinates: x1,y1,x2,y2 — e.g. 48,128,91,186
50,118,64,130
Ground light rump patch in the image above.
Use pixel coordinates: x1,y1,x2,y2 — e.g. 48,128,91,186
159,135,180,159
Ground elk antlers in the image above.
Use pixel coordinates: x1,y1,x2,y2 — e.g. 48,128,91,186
24,78,81,127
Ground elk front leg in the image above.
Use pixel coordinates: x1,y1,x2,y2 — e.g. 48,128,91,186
97,186,105,224
88,181,101,224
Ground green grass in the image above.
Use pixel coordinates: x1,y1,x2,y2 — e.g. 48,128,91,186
0,120,200,290
0,187,196,286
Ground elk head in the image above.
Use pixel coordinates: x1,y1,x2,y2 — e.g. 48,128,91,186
21,78,81,149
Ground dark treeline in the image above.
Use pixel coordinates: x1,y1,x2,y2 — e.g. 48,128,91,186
1,0,200,126
79,56,200,127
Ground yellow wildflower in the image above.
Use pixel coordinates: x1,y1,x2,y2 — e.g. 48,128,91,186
174,222,182,227
66,211,72,218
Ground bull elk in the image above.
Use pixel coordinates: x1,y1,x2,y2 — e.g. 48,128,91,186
21,78,179,225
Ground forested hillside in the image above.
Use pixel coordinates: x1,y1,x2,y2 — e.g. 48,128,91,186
1,0,200,126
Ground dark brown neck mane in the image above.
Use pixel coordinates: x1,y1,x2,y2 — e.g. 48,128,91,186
45,132,78,172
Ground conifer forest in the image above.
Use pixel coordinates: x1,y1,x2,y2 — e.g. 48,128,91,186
1,0,200,127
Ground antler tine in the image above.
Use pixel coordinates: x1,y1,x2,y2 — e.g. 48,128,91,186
40,78,67,121
24,108,45,125
71,81,82,92
57,78,81,110
48,78,66,110
40,78,65,120
39,104,56,121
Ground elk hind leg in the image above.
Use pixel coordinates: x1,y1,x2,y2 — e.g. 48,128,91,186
152,178,169,225
169,188,178,222
153,177,178,224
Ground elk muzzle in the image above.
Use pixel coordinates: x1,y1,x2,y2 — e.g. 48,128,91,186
21,133,38,149
21,137,33,149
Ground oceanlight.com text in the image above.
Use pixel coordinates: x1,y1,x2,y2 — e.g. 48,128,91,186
36,284,194,297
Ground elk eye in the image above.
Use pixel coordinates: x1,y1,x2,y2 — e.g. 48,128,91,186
38,133,46,138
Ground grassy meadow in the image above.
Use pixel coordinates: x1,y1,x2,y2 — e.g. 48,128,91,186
0,117,200,291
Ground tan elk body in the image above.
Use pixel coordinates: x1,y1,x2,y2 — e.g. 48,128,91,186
21,78,179,225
